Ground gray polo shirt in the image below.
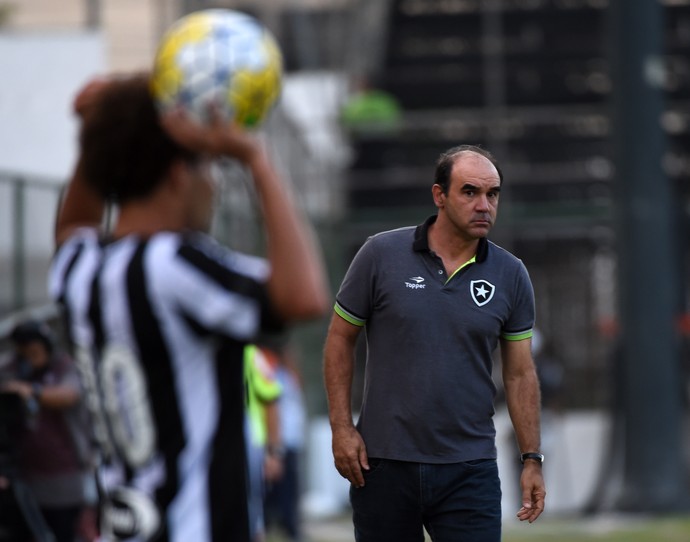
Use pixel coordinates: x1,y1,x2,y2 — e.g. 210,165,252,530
334,216,535,463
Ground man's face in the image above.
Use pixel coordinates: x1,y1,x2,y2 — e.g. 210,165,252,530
433,152,501,241
17,340,49,370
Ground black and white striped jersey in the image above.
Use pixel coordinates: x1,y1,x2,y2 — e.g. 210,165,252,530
49,227,282,542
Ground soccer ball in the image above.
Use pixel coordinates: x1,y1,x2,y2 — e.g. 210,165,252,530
151,9,283,128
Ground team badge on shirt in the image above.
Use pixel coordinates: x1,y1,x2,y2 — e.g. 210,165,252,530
470,280,495,307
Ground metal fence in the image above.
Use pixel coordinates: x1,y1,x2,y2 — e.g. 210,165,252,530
0,173,62,314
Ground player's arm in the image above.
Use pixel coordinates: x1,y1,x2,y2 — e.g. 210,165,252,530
245,147,330,321
160,109,330,323
323,312,368,487
501,337,546,523
54,158,106,248
54,79,111,248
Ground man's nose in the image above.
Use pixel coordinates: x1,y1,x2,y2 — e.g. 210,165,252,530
475,194,490,211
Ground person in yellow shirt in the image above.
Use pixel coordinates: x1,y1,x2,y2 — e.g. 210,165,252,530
244,344,284,541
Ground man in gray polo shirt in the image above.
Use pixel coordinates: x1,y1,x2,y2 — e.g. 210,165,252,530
324,145,545,541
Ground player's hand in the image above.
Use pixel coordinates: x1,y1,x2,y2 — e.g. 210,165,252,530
331,424,369,488
517,462,546,523
73,76,115,119
160,105,261,164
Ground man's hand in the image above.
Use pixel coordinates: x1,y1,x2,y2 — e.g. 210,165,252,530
516,462,546,523
263,452,284,484
0,380,32,400
332,424,369,488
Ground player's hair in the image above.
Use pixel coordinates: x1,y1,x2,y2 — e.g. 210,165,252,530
434,145,504,194
79,73,195,203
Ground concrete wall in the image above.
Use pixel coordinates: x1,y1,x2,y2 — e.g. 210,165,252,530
4,0,175,71
0,32,106,312
0,32,105,180
5,0,85,28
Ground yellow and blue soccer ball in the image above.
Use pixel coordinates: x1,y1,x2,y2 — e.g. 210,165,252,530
151,9,283,128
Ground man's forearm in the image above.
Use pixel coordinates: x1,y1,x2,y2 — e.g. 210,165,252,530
505,371,542,453
323,331,357,429
324,362,355,429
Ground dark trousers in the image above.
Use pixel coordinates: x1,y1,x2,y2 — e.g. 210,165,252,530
264,449,302,541
350,458,502,542
41,506,81,542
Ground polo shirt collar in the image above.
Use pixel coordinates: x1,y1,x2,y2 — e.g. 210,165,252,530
413,215,489,263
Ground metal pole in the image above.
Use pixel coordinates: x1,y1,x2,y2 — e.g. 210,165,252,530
610,0,690,512
85,0,100,28
12,177,26,311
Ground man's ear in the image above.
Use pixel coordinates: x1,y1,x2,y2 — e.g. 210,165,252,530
432,183,445,208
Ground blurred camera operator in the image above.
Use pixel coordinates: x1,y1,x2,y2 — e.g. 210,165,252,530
0,320,93,542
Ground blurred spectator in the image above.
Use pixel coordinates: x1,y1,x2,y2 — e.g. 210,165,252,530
244,344,284,542
0,320,95,542
340,76,402,134
264,345,308,542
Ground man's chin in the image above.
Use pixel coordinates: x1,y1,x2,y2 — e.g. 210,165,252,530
470,225,492,237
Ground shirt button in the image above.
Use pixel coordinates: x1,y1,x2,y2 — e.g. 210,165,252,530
438,270,443,274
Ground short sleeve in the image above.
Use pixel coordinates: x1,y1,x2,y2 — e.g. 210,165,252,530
501,261,536,341
334,237,379,326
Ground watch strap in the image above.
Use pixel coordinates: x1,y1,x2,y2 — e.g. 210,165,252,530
520,452,544,464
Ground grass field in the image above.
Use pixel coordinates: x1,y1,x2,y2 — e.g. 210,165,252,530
288,514,690,542
504,515,690,542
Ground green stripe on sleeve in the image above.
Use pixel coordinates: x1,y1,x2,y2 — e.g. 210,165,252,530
501,329,533,341
334,303,366,327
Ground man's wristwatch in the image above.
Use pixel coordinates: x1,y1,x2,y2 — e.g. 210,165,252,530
520,452,544,465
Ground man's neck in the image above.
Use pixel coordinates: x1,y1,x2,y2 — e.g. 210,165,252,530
427,219,480,274
112,200,184,239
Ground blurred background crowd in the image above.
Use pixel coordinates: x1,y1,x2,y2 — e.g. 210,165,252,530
1,0,689,540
